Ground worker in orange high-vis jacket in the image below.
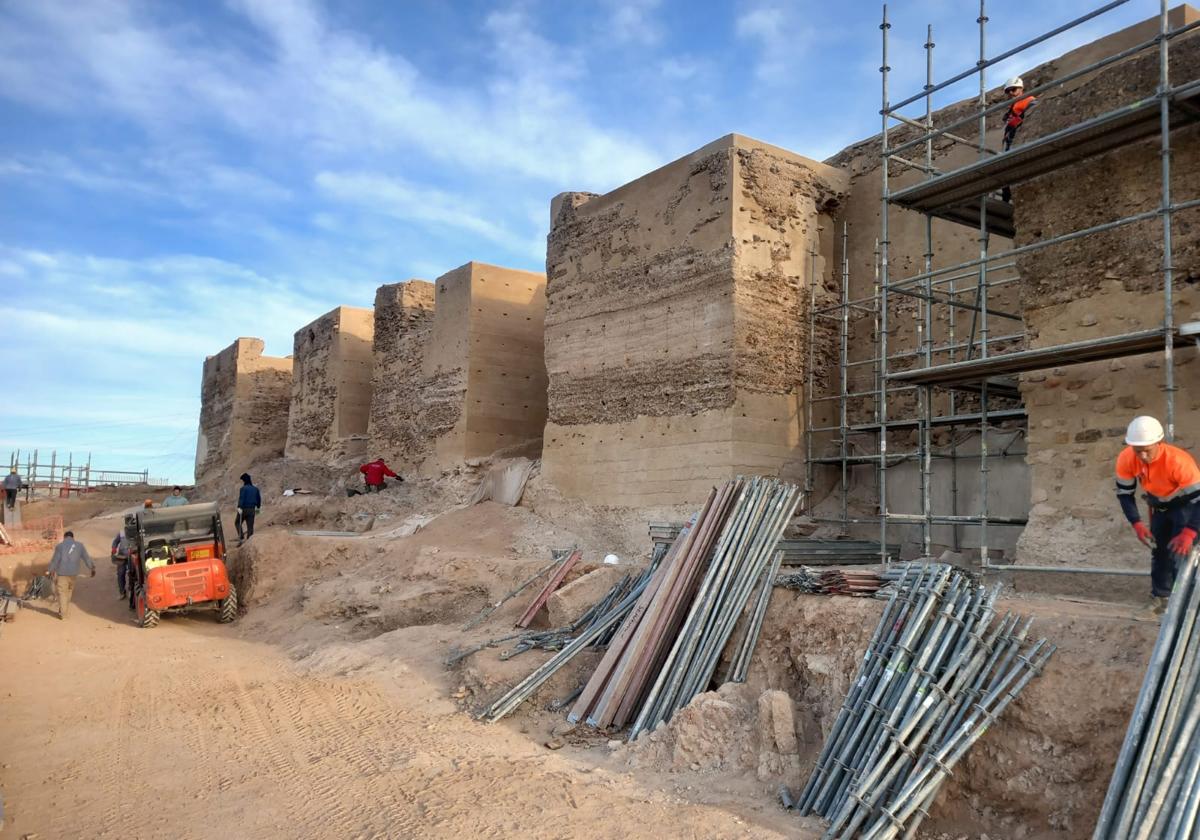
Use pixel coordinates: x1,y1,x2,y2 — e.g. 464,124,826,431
1116,415,1200,613
1001,77,1037,151
1000,77,1037,202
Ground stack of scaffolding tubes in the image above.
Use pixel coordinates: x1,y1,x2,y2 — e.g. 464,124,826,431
568,477,800,736
482,477,798,727
478,551,669,723
795,563,1055,839
1093,546,1200,840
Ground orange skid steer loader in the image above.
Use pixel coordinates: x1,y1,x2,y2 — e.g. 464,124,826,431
126,502,237,628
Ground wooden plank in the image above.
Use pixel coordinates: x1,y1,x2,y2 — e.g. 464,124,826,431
515,549,581,629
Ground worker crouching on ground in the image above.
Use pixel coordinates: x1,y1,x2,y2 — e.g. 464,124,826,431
1116,415,1200,614
359,458,401,493
235,473,261,543
47,530,96,619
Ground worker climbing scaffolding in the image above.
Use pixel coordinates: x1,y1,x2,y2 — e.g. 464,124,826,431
1000,75,1037,201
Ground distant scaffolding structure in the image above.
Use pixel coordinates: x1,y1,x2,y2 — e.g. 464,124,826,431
806,0,1200,574
7,450,158,499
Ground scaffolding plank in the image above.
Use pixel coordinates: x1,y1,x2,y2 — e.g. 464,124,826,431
930,197,1014,238
846,407,1027,433
888,329,1170,386
890,90,1200,214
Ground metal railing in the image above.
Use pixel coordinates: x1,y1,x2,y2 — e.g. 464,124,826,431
7,449,161,499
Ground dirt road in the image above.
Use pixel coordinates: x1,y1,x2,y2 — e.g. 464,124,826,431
0,514,801,839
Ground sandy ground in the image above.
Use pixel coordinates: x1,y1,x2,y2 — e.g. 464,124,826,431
0,510,811,839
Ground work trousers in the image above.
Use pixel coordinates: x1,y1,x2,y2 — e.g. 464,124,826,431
55,575,77,618
366,482,385,493
4,488,15,509
236,507,256,540
1150,506,1189,597
116,560,129,597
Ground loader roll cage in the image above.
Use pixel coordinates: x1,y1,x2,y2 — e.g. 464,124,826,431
128,502,226,556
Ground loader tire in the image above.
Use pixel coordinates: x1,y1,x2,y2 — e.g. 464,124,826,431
218,585,238,623
136,587,159,629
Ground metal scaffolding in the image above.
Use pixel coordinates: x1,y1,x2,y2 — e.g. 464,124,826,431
7,449,159,498
805,0,1199,576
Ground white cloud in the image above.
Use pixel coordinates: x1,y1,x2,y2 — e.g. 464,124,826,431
0,0,662,190
1,246,321,356
315,171,543,260
735,2,817,84
659,56,704,82
604,0,663,47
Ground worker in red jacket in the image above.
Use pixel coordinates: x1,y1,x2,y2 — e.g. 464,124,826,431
1116,416,1200,614
360,459,400,493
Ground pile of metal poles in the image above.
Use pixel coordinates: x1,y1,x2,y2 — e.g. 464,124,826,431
795,563,1055,840
567,477,800,737
478,544,670,722
497,570,647,660
776,569,886,596
1093,547,1200,839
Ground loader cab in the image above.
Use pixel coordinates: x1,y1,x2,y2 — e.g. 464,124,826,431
127,502,237,628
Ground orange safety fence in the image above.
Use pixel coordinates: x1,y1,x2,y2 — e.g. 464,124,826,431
0,515,64,555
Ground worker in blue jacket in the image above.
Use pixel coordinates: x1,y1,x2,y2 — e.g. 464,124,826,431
235,473,262,543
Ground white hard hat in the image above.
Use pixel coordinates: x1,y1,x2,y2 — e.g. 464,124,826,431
1004,76,1025,90
1126,416,1165,446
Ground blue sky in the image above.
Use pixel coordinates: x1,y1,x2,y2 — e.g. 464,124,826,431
0,0,1165,484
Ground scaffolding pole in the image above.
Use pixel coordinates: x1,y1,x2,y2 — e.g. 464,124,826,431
800,0,1194,577
879,4,892,567
839,223,851,533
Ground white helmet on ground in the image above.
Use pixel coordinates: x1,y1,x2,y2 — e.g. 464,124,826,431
1126,415,1165,446
1004,76,1025,91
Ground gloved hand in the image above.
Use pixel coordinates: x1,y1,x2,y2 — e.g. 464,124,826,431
1168,527,1198,557
1133,521,1155,548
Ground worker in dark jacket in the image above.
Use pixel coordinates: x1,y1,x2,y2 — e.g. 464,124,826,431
1116,416,1200,614
359,459,400,493
235,473,261,542
112,532,131,600
47,530,96,619
4,467,21,509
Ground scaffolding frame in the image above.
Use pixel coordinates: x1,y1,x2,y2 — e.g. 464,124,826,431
6,449,157,499
805,0,1199,576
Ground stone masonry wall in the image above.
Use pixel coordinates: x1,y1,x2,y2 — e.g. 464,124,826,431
368,280,436,468
541,134,847,506
194,337,292,486
285,306,375,462
1015,21,1200,570
418,262,548,471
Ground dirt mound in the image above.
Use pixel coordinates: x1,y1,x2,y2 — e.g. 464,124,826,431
622,683,802,782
